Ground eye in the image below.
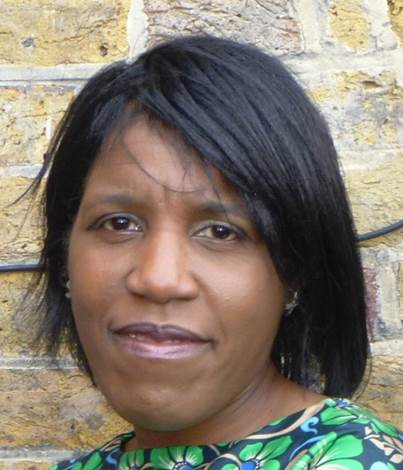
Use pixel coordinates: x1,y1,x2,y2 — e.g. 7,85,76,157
96,214,142,232
195,223,241,241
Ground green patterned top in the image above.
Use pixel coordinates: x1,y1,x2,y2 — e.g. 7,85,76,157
50,398,402,470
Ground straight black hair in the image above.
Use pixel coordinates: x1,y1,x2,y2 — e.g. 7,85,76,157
31,35,368,397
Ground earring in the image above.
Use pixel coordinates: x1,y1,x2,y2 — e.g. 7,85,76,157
65,280,71,299
284,291,298,317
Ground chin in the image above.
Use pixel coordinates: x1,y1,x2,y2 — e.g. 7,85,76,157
107,389,199,432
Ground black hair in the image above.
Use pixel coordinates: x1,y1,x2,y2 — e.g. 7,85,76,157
32,34,368,397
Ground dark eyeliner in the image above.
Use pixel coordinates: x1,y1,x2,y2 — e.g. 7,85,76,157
89,213,141,231
193,220,248,240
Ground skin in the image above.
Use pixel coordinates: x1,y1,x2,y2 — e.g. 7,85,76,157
68,118,323,450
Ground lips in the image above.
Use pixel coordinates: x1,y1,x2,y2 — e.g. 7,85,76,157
111,322,210,359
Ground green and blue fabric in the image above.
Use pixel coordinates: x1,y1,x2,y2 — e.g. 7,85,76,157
50,399,403,470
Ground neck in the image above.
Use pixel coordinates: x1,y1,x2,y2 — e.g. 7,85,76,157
125,365,324,451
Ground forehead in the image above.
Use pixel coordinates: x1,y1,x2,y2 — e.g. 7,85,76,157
86,118,241,202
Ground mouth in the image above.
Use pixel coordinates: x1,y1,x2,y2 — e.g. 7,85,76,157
110,322,210,359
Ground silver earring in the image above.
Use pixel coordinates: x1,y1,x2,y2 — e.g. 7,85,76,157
65,280,71,299
284,291,298,317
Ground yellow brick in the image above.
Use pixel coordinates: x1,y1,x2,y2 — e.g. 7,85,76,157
353,121,377,146
0,272,38,357
0,0,129,66
335,71,399,95
0,368,130,448
308,71,403,152
0,85,75,167
345,152,403,247
357,355,403,428
329,0,370,51
0,461,53,470
0,271,74,359
144,0,303,54
308,86,337,103
14,463,51,470
310,71,396,100
388,0,403,42
399,263,403,319
0,176,43,262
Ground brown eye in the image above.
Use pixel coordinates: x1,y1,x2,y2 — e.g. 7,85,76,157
210,225,235,240
100,215,142,232
196,223,240,241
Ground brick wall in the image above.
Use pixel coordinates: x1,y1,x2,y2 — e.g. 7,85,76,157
0,0,402,468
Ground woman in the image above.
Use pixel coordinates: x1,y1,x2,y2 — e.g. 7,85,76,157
30,35,401,469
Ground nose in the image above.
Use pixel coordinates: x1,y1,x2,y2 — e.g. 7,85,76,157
125,229,199,304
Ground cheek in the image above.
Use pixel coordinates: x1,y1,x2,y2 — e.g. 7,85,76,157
67,235,117,347
210,260,285,353
68,234,125,306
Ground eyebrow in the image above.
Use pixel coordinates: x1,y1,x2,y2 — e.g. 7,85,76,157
82,192,249,218
80,193,136,212
89,193,135,206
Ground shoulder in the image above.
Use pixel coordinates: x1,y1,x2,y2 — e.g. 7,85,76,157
49,432,134,470
289,398,403,469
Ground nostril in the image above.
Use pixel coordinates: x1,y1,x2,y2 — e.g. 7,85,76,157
124,233,198,302
125,262,198,303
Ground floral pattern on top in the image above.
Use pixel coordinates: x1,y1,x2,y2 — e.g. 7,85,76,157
49,399,403,470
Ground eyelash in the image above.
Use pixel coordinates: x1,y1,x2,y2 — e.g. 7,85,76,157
193,221,245,242
92,213,143,233
92,214,246,242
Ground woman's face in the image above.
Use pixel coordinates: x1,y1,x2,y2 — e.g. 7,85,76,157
68,119,286,435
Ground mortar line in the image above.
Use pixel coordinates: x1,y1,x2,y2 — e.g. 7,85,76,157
0,49,401,82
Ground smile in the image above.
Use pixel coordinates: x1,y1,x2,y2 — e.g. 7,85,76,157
110,322,211,359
